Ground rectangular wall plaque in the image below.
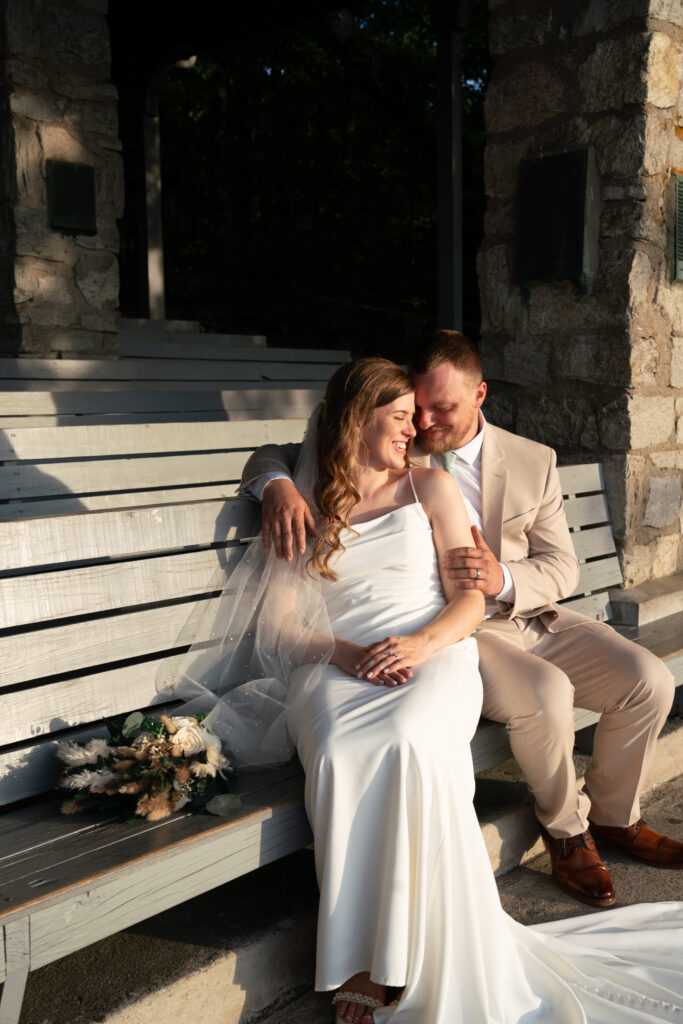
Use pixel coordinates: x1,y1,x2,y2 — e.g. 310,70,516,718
517,147,599,292
46,159,97,236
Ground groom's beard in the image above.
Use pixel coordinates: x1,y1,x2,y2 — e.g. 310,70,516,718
417,426,461,455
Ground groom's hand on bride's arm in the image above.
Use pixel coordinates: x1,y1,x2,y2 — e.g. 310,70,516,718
262,479,319,560
443,526,505,597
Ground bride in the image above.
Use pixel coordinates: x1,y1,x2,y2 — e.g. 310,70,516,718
167,358,683,1024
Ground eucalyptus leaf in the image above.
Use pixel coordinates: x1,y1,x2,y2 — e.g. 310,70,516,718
205,793,242,816
122,711,145,737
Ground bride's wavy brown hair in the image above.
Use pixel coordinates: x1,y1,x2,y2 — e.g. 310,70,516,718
310,358,414,580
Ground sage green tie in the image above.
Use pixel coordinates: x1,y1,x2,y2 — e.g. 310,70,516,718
442,451,459,476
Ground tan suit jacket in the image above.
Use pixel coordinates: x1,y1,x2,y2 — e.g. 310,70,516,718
240,424,582,631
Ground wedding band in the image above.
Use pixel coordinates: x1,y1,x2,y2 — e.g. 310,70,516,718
475,569,481,580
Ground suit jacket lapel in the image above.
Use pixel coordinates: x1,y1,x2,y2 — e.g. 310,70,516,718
480,427,508,561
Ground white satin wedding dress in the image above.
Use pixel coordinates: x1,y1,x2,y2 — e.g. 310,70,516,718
285,477,683,1023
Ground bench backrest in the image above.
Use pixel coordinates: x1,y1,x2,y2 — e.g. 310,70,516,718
0,344,349,426
0,437,623,809
0,418,307,807
557,462,623,621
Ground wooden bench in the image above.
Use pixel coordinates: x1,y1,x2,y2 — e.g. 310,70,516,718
0,424,680,1024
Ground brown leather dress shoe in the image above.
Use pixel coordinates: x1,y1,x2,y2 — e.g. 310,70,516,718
590,819,683,868
540,828,616,907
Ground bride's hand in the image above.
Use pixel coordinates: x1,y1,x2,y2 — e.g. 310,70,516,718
356,635,430,686
333,639,413,686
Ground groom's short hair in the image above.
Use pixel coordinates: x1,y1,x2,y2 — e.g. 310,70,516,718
409,330,482,385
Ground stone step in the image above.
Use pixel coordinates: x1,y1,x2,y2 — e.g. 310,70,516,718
610,572,683,626
25,716,683,1024
117,317,200,332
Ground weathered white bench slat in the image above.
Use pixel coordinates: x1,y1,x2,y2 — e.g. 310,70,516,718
571,555,623,597
0,483,239,520
0,656,185,746
559,591,612,621
0,595,225,686
570,525,616,561
0,418,306,461
0,377,328,393
0,384,322,419
1,451,251,501
1,547,241,630
0,358,340,383
0,500,258,572
558,463,604,494
563,493,611,529
119,338,350,363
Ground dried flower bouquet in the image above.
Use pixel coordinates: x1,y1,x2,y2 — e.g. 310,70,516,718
57,711,240,821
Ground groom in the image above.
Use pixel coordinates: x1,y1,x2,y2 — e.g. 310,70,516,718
240,330,681,906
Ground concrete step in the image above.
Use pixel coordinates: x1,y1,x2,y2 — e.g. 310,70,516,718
23,716,683,1024
117,317,200,332
610,572,683,625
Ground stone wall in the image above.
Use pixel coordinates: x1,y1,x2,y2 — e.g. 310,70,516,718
479,0,683,585
0,0,123,357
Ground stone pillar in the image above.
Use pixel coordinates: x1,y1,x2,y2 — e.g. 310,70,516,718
0,0,124,357
479,0,683,586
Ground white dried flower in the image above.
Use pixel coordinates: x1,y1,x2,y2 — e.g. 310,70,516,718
57,741,100,767
63,768,117,791
85,738,111,759
172,723,205,757
190,760,217,778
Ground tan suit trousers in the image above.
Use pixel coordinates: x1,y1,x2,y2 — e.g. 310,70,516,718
476,615,675,838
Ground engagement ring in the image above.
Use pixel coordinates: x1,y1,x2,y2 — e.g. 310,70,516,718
475,569,481,580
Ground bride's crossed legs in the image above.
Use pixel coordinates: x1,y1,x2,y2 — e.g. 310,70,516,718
287,640,483,1023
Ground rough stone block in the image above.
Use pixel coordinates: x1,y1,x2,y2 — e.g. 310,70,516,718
485,62,566,133
643,111,673,175
488,6,554,56
477,245,524,334
13,122,43,202
651,451,683,469
627,249,657,316
516,394,592,448
621,544,654,587
655,284,683,336
671,337,683,387
14,257,74,306
75,252,118,307
502,336,550,385
556,334,630,386
64,100,119,136
483,199,515,237
630,336,658,385
599,397,631,450
571,0,646,37
483,138,528,198
6,0,42,57
53,82,118,102
643,475,682,526
528,285,626,335
5,58,48,91
651,532,680,577
592,114,648,179
647,33,681,107
579,36,647,114
650,0,683,28
10,89,66,122
629,395,675,448
677,399,683,444
47,4,110,67
37,122,91,163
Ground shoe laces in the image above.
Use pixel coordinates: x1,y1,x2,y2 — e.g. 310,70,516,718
559,830,597,858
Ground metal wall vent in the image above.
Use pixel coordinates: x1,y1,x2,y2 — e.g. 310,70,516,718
675,172,683,283
46,160,97,236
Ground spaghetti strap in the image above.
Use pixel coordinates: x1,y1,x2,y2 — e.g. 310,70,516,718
408,469,419,503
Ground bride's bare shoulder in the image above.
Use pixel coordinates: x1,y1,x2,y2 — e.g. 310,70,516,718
411,465,460,498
